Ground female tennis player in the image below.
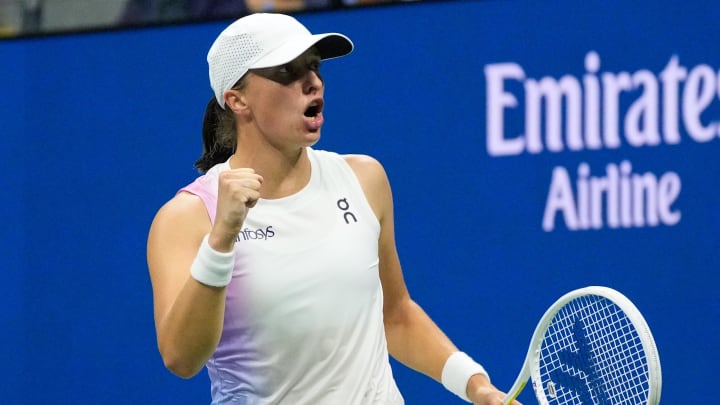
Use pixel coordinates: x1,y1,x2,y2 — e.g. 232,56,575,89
146,12,521,405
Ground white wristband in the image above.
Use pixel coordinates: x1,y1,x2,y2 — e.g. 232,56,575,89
441,351,490,403
190,234,234,287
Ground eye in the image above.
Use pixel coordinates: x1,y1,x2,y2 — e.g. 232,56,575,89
277,63,295,75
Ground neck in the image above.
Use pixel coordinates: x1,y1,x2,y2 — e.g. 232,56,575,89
229,145,311,200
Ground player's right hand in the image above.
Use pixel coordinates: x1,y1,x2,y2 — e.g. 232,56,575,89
210,168,263,251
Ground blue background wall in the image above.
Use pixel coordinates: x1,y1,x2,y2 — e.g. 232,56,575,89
1,0,717,403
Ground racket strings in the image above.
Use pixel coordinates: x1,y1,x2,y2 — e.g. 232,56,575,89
538,296,650,404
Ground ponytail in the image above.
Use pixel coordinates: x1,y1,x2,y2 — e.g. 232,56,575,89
194,97,235,173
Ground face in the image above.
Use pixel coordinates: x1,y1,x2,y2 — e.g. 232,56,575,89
251,49,323,86
232,48,326,150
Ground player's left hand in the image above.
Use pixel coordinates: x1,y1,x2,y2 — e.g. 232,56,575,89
467,374,522,405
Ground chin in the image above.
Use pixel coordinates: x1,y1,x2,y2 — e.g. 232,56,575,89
304,130,322,146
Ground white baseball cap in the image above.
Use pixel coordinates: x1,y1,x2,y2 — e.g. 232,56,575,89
207,13,354,107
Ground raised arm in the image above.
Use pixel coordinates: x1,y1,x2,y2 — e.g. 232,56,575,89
147,168,262,378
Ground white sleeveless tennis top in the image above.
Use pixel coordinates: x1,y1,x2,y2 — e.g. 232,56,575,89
180,147,404,405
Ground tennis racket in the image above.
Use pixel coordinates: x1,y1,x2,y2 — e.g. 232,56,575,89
502,286,661,405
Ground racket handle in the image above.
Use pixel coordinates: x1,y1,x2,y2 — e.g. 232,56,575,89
502,379,526,405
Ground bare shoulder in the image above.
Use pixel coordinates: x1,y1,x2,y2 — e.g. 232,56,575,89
342,154,389,186
149,191,211,242
343,153,381,167
147,191,212,287
154,192,209,224
342,154,392,220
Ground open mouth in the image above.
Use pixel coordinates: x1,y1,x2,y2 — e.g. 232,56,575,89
304,99,323,118
304,105,319,117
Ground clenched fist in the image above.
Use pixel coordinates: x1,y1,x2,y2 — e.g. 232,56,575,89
209,168,263,252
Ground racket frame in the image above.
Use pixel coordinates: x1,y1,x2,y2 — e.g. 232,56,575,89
502,286,662,405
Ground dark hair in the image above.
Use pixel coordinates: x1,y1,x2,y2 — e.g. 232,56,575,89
194,97,235,173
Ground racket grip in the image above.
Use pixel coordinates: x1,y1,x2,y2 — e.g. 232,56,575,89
502,386,524,405
502,374,527,405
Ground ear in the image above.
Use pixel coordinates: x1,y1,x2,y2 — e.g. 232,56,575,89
224,89,249,115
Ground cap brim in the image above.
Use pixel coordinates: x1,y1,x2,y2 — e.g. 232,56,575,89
249,33,354,69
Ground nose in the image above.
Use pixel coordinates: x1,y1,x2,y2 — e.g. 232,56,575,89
303,70,323,95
